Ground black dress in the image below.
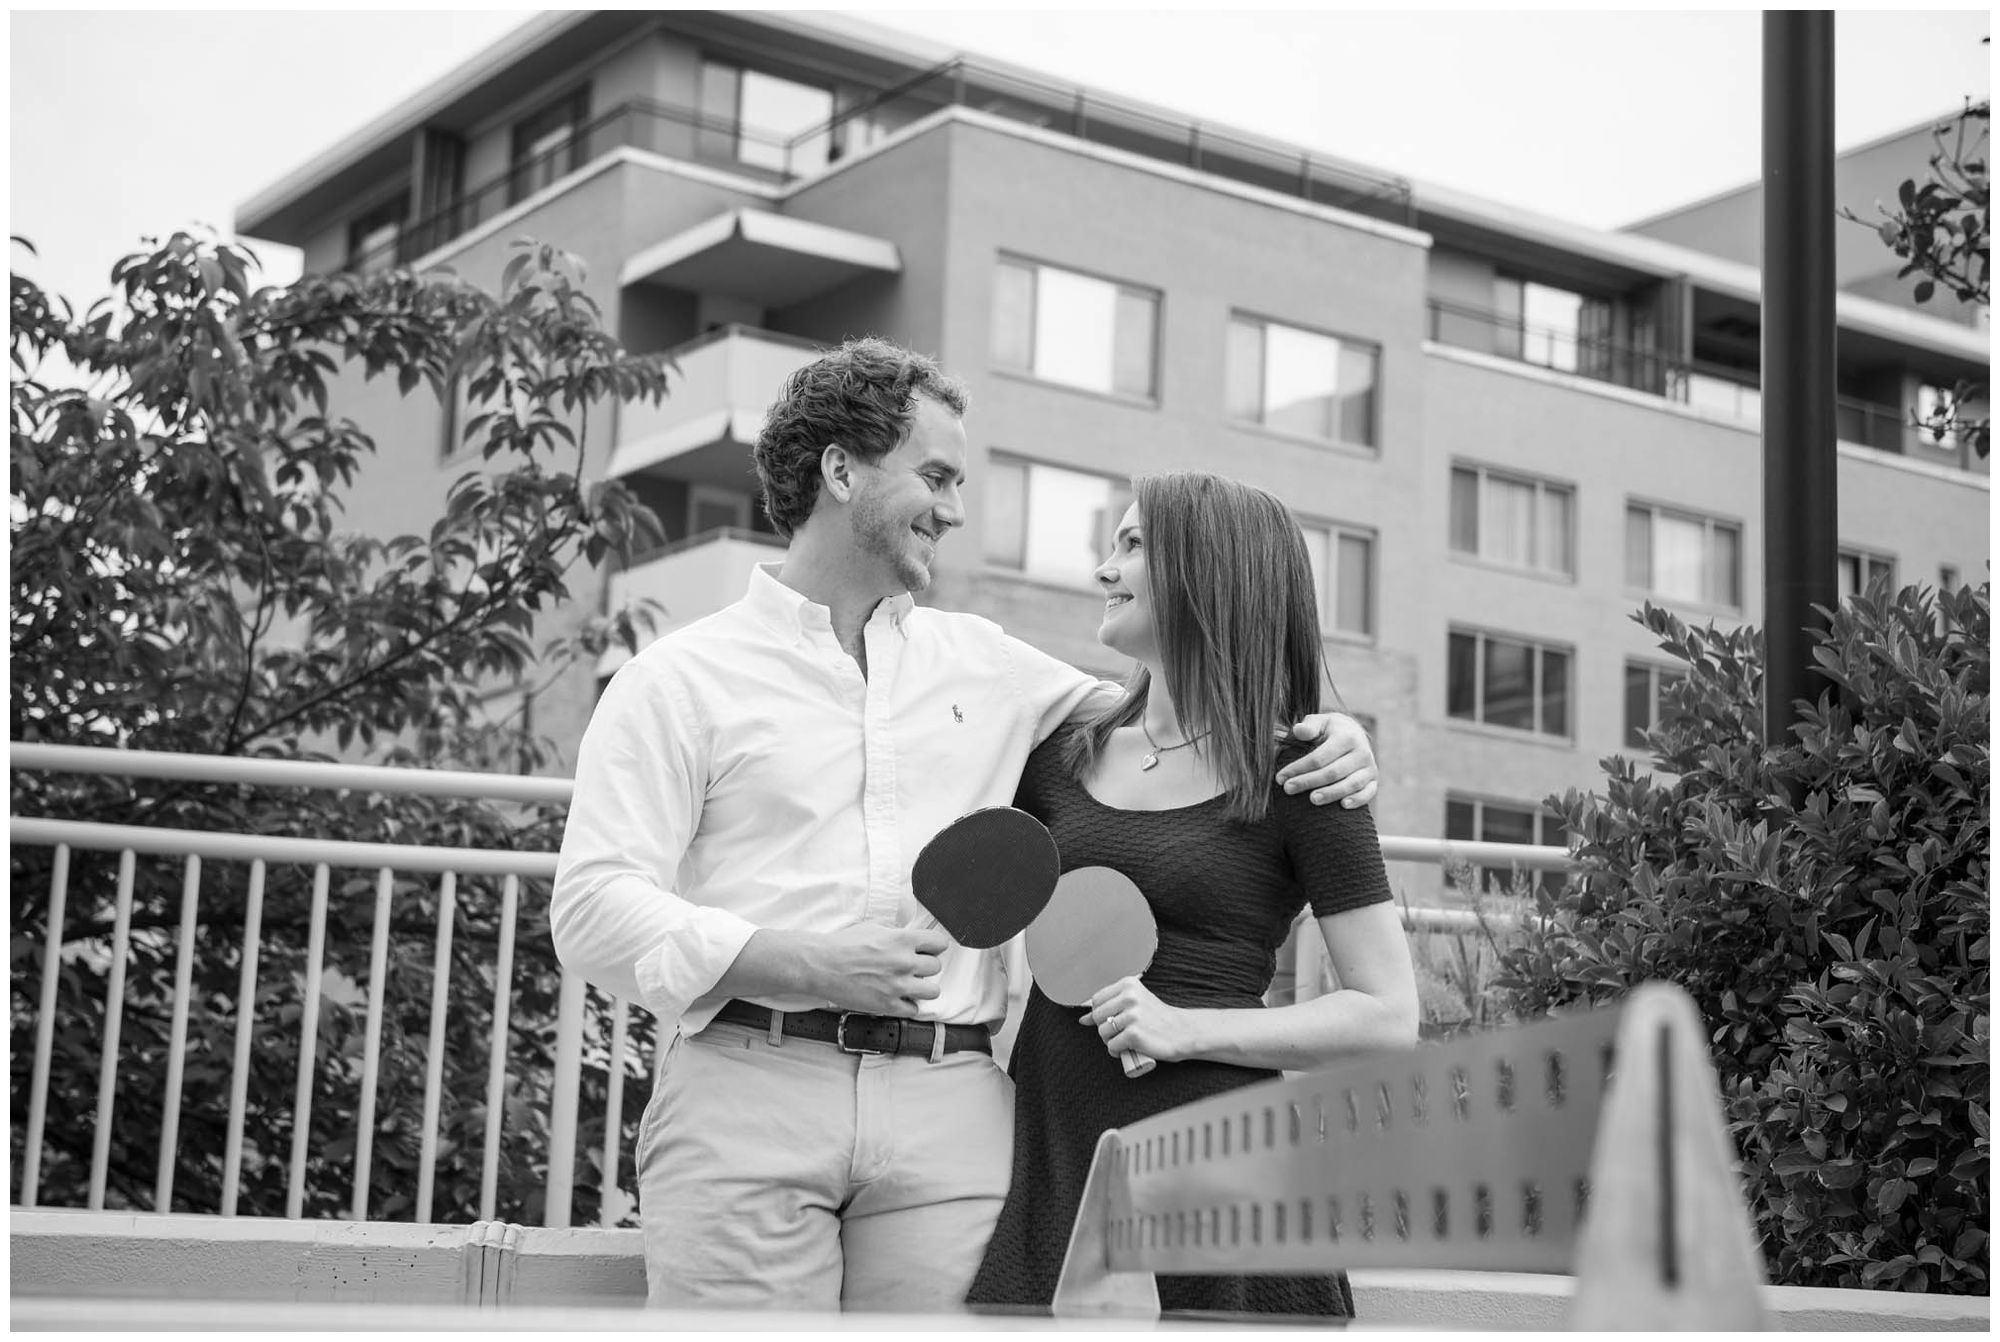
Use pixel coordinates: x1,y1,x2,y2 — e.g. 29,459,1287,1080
966,728,1395,1318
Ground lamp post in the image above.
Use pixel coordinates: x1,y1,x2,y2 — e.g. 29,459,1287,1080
1760,10,1840,747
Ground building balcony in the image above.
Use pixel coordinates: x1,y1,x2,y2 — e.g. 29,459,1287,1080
621,209,901,310
600,527,787,672
1425,299,1979,471
607,326,822,488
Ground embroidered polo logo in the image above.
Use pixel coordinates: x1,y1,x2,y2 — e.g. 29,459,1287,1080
952,704,964,723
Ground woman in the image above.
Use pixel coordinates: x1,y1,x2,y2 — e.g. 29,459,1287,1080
965,471,1419,1318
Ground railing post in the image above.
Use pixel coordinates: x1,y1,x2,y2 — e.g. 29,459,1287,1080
545,969,587,1229
87,850,137,1212
22,843,71,1209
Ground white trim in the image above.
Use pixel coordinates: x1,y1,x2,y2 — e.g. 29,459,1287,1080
619,209,901,289
606,408,763,479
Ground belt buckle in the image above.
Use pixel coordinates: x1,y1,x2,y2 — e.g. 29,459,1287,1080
835,1012,892,1056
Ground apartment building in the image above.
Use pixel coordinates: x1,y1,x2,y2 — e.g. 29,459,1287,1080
235,10,1990,896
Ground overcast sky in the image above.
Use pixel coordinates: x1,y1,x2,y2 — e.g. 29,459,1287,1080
9,6,1992,308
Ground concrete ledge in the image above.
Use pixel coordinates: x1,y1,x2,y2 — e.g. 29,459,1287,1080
9,1211,644,1307
11,1211,1990,1329
1348,1269,1990,1332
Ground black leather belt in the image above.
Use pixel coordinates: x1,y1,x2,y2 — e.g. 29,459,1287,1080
711,1000,992,1057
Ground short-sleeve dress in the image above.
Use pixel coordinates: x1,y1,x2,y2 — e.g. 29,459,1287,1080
965,727,1395,1319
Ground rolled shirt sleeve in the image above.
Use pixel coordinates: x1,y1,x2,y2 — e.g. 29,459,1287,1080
551,657,759,1023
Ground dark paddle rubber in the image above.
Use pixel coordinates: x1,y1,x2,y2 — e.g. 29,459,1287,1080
910,806,1061,949
1024,864,1159,1007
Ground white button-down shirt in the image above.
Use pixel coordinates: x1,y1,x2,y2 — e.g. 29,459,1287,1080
552,564,1116,1036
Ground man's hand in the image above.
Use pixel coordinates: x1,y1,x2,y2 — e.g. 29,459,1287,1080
804,923,950,1016
1278,711,1378,808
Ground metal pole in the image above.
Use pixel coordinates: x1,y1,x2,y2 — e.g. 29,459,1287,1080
1760,11,1839,746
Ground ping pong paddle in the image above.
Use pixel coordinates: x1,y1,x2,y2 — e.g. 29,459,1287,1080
1025,865,1160,1078
910,806,1061,949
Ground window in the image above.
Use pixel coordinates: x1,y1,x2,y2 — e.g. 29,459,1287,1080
1509,280,1584,372
984,455,1131,585
346,193,408,275
1625,503,1741,609
699,60,834,173
510,90,589,204
1448,629,1570,738
1624,661,1685,749
1299,522,1374,638
1449,465,1573,577
1225,315,1379,446
992,258,1158,400
1837,548,1896,601
1445,796,1567,896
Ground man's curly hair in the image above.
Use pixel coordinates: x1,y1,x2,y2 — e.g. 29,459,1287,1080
753,337,969,538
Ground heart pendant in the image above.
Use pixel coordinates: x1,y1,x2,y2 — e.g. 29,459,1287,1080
1140,753,1160,771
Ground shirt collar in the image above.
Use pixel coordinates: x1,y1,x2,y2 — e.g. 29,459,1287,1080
745,563,914,639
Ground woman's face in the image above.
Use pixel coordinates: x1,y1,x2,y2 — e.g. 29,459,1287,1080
1095,503,1158,662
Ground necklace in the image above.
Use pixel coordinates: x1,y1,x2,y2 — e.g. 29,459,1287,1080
1139,719,1210,772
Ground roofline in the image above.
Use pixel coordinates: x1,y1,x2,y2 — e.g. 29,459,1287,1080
237,11,587,236
1412,178,1988,362
233,11,1986,365
1617,107,1977,231
237,7,1409,240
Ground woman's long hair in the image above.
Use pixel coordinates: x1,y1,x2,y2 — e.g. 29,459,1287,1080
1062,471,1333,824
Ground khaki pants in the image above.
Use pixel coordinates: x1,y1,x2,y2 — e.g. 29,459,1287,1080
636,1018,1015,1312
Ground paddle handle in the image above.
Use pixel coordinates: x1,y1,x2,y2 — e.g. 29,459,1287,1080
1121,1049,1156,1078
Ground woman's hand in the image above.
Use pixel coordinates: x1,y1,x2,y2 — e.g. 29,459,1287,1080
1082,976,1196,1064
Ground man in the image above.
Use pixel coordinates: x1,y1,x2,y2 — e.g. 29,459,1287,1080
551,338,1377,1313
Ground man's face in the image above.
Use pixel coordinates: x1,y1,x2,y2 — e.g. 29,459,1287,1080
847,395,968,594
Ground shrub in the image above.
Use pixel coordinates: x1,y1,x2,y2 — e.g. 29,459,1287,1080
10,234,666,1222
1495,582,1989,1294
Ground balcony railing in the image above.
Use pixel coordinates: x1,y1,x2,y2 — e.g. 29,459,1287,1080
818,57,1415,227
344,57,1416,276
11,742,1570,1228
1426,299,1955,465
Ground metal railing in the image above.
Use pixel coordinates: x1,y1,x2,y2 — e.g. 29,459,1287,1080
11,743,1572,1228
817,56,1415,227
1426,299,1948,462
345,99,812,275
344,57,1417,276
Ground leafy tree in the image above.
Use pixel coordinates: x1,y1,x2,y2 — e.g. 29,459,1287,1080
10,233,666,1221
1498,584,1989,1293
1843,88,1991,458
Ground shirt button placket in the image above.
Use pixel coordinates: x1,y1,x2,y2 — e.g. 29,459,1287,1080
860,622,901,927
